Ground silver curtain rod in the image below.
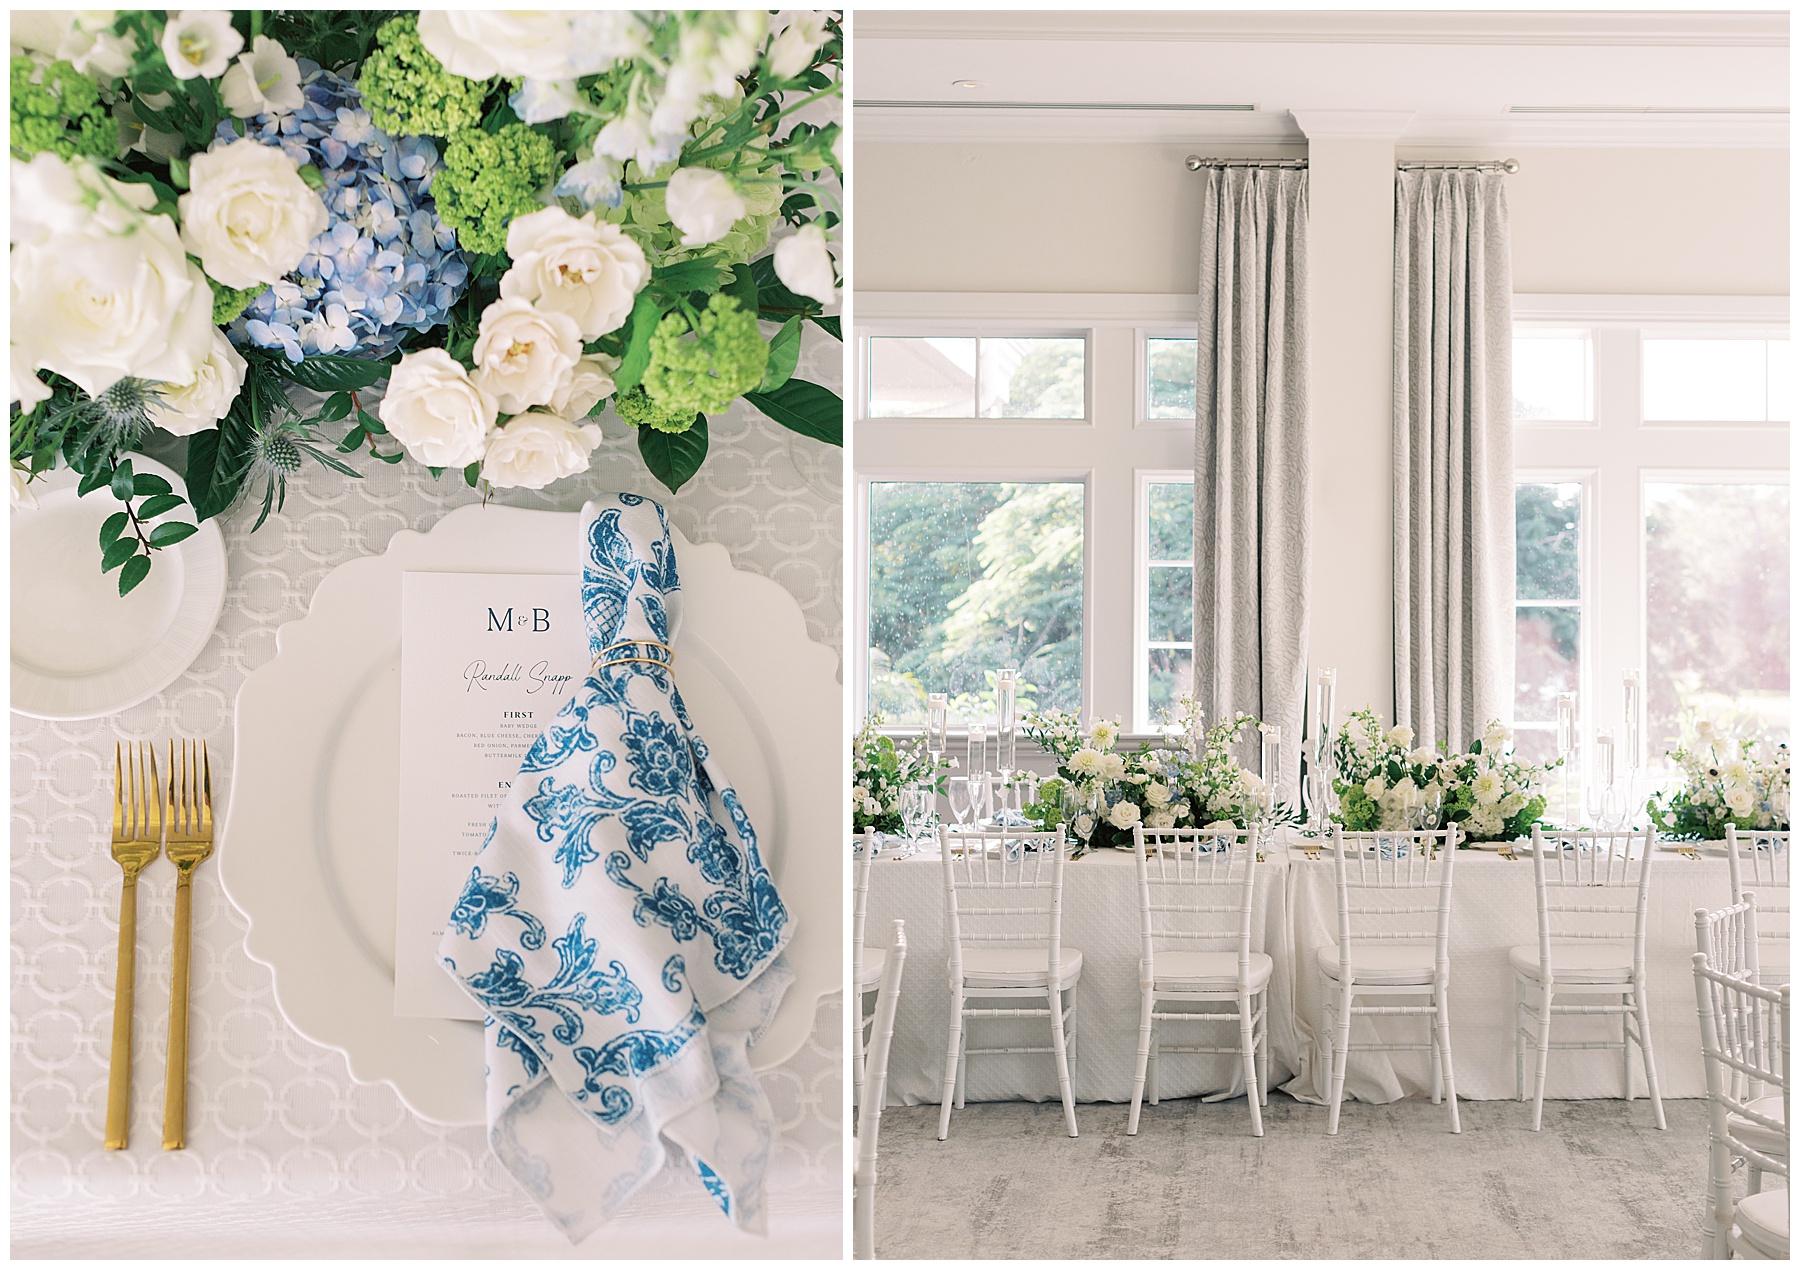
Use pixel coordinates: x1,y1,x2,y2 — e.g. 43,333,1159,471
1184,157,1307,170
1184,156,1521,173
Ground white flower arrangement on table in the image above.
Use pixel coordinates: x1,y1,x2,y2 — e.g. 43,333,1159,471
11,9,842,595
1330,707,1554,843
851,713,950,838
1648,722,1790,840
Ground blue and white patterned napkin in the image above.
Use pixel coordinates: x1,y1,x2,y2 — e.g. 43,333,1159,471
438,493,793,1241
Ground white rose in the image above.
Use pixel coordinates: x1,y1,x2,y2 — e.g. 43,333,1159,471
773,222,838,306
550,354,621,421
11,154,215,397
766,10,830,79
179,139,327,288
1099,752,1128,782
1144,781,1171,807
1386,725,1414,749
499,208,649,340
416,10,574,80
1067,748,1102,778
378,349,497,468
1363,775,1385,800
469,298,583,415
481,412,602,490
1108,800,1142,831
1145,808,1177,830
664,167,746,247
160,10,242,80
1724,785,1755,817
851,785,867,803
149,329,245,436
219,35,303,117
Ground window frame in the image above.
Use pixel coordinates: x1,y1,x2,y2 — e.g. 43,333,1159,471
1134,469,1197,732
863,329,1097,424
1135,328,1201,429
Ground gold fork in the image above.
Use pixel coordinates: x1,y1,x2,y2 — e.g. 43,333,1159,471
162,738,213,1151
106,741,162,1150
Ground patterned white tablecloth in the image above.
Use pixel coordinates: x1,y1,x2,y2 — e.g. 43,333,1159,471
10,336,843,1258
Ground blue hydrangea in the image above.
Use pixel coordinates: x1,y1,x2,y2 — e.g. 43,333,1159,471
219,61,468,362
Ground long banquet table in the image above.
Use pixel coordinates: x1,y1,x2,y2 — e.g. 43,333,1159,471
864,833,1738,1115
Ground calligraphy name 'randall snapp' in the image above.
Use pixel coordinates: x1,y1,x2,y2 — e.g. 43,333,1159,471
461,660,575,696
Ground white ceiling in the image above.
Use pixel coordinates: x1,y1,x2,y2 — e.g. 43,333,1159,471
854,9,1790,148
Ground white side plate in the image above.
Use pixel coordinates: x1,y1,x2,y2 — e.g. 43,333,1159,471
220,503,842,1125
11,456,227,720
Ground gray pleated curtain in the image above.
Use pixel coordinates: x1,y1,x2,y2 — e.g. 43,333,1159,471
1193,166,1310,801
1392,169,1515,752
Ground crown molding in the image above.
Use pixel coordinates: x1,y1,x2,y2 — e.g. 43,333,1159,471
1409,111,1789,149
856,292,1200,327
1292,109,1416,141
1513,293,1789,325
853,104,1302,146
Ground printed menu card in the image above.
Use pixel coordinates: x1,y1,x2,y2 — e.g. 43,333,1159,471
395,571,587,1019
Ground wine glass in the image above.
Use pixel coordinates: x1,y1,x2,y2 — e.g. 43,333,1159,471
899,786,933,858
947,776,974,827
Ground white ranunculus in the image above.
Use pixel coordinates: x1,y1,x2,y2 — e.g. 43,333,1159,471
469,298,583,415
766,10,830,79
550,353,621,421
773,223,837,305
499,208,650,341
160,10,242,80
377,349,496,468
1108,800,1142,831
416,10,574,81
11,153,215,397
481,412,603,491
179,138,327,288
664,167,746,247
149,328,245,436
219,35,303,117
1067,748,1102,778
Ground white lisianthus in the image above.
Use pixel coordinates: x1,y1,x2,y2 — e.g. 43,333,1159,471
664,167,746,247
1724,784,1756,817
1386,725,1415,749
377,349,497,468
1073,813,1096,840
219,35,304,116
1471,769,1504,805
499,208,649,341
417,9,574,80
469,299,583,415
149,329,246,436
550,353,621,421
1099,752,1128,782
773,222,837,305
481,411,603,490
1067,748,1103,778
1363,775,1386,800
179,139,327,288
1107,800,1142,831
1144,781,1171,807
160,11,242,80
1085,719,1120,751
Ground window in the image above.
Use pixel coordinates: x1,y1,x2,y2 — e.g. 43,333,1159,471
1511,298,1789,782
1144,337,1198,421
1138,475,1195,728
866,335,1087,419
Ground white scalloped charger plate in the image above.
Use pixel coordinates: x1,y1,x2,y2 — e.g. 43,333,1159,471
220,504,842,1126
11,455,227,720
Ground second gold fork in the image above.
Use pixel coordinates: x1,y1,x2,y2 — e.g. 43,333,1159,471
162,738,214,1151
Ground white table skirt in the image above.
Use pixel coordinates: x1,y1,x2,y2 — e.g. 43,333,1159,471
866,837,1735,1112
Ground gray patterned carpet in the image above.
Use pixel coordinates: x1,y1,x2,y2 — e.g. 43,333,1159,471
870,1094,1716,1259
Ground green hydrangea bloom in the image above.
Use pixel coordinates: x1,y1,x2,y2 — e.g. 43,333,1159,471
613,386,697,435
209,279,267,326
433,123,558,255
11,57,112,161
357,15,487,139
642,295,768,420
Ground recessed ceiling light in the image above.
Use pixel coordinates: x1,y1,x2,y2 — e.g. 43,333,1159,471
951,79,982,90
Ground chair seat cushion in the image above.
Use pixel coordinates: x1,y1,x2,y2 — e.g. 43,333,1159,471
857,945,886,988
1316,943,1437,985
1153,950,1274,990
1508,942,1635,983
1729,1095,1789,1157
1736,1187,1788,1258
961,946,1083,988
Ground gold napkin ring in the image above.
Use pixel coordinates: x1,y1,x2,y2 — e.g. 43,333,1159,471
592,640,675,672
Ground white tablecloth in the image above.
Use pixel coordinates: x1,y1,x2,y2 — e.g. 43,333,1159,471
10,350,844,1258
865,836,1731,1112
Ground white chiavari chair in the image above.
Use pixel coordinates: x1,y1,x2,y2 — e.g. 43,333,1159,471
1693,952,1788,1259
937,826,1080,1140
1513,826,1666,1132
1727,827,1789,985
853,830,885,1111
1697,897,1786,1199
853,919,906,1261
1319,825,1462,1135
1127,825,1269,1137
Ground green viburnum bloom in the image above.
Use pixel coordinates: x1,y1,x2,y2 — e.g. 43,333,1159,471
10,57,112,161
433,124,558,255
641,294,768,420
613,386,697,435
357,15,487,139
209,279,268,326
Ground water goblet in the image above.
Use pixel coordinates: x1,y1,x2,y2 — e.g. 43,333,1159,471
947,776,974,827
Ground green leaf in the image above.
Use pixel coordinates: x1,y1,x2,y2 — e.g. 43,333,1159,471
101,538,138,573
654,257,726,297
758,317,803,392
186,411,251,522
743,378,843,446
336,425,367,453
812,315,841,341
99,510,129,549
463,462,482,488
78,463,112,497
276,354,389,393
136,493,184,520
131,472,173,497
318,392,353,422
637,415,710,494
297,164,325,190
147,521,199,548
725,263,759,315
357,408,388,436
118,553,151,596
110,458,136,501
613,291,663,396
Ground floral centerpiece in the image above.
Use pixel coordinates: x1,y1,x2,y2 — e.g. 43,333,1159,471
851,712,949,837
1648,723,1790,840
11,9,842,594
1330,707,1553,843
